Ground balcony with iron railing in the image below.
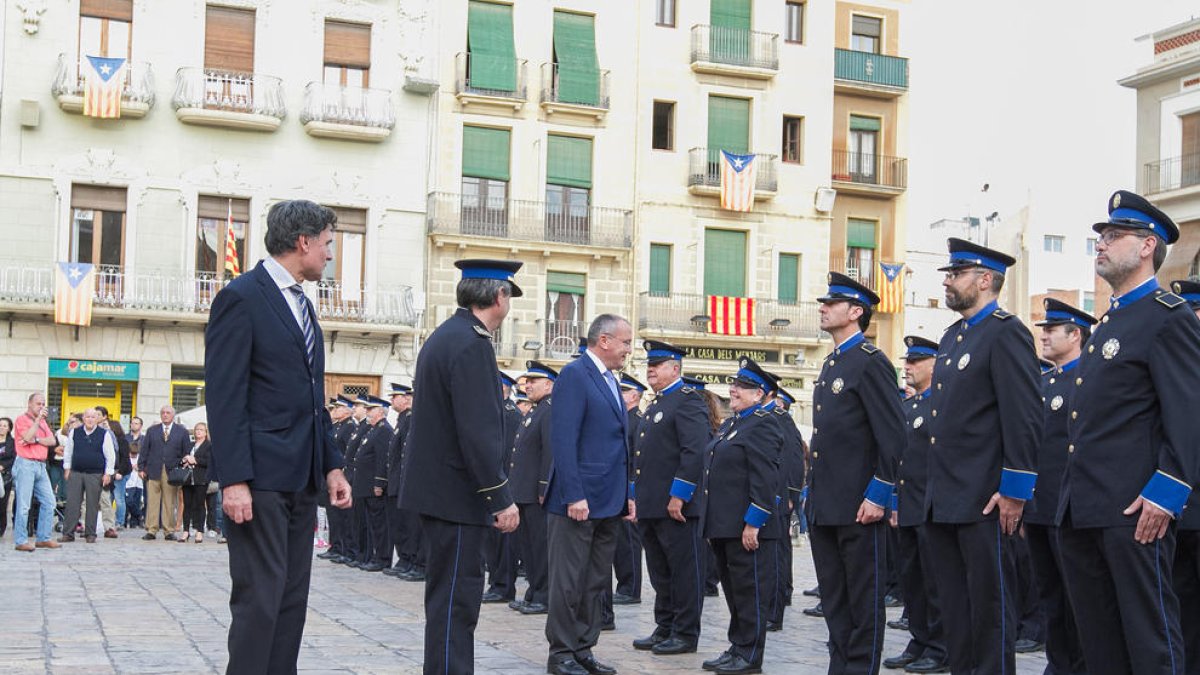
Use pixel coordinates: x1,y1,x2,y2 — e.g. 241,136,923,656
831,149,907,196
299,82,395,142
539,62,610,120
544,319,588,357
638,292,822,341
687,148,778,198
52,53,155,118
0,263,417,328
690,25,779,78
455,52,528,110
1144,154,1200,196
833,48,909,97
172,67,287,132
426,192,632,250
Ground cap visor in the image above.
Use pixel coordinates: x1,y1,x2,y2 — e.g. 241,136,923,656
509,281,524,298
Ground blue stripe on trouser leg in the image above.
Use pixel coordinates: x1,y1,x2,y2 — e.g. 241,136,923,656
1156,540,1179,675
445,525,461,675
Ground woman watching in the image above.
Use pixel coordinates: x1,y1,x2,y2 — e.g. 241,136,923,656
180,423,211,543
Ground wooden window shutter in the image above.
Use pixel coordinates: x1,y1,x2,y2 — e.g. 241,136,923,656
324,20,371,69
1183,112,1200,156
197,195,250,221
204,5,256,73
71,184,127,212
80,0,133,21
329,206,367,233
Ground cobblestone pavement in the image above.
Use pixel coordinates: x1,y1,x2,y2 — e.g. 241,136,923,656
0,530,1048,674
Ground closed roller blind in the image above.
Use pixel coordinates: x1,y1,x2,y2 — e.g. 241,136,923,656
704,229,746,297
708,96,750,157
205,5,255,73
467,1,516,92
80,0,133,21
553,11,599,106
462,126,511,181
547,271,586,295
324,20,370,68
847,219,877,249
72,184,127,212
197,195,250,221
546,135,593,189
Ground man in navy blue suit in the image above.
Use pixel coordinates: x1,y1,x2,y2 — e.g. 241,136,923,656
205,200,352,675
544,314,636,675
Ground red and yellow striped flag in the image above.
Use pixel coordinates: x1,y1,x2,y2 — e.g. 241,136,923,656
54,262,96,326
707,295,756,336
223,201,241,277
876,262,905,314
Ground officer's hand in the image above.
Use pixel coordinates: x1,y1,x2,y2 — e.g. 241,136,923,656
568,499,590,522
982,492,1024,535
1124,496,1172,544
223,483,254,524
494,504,519,533
856,499,884,525
667,497,685,522
888,510,898,529
741,524,760,551
326,469,353,510
625,499,637,523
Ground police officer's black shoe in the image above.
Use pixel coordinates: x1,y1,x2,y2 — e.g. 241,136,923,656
714,654,761,674
887,617,910,631
508,599,527,611
575,654,616,675
802,586,820,597
802,603,824,618
904,657,950,673
361,561,387,572
382,567,402,577
331,555,351,565
400,569,426,582
1013,639,1044,653
611,592,640,605
481,591,507,603
316,551,335,559
651,637,696,655
883,651,919,669
632,632,668,650
704,586,720,597
546,657,589,675
765,621,782,632
518,602,547,615
600,620,615,631
884,593,903,608
702,650,735,671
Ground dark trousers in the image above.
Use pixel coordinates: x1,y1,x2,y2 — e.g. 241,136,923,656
809,522,886,675
0,482,12,536
386,497,407,568
362,496,389,565
706,541,721,594
400,506,428,571
771,510,795,623
517,502,549,605
639,517,705,642
925,519,1016,675
896,524,946,662
64,471,103,538
351,500,370,562
1025,523,1085,675
226,488,317,675
711,537,771,666
546,513,621,662
182,484,208,533
1058,522,1183,675
884,523,901,598
206,491,219,532
125,486,144,527
1007,531,1044,642
1175,529,1200,675
420,515,487,675
485,527,518,599
614,518,643,598
327,500,349,556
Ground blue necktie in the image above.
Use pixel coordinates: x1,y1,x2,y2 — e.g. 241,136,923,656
603,370,620,406
290,285,316,369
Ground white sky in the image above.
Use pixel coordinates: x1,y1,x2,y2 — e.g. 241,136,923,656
905,1,1199,250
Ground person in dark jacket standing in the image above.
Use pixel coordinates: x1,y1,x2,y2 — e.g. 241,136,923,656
139,406,191,541
180,423,211,543
1171,278,1200,673
0,417,15,537
508,360,557,615
383,383,422,579
319,397,356,564
483,372,524,603
764,386,805,633
614,373,647,606
398,259,521,675
94,406,130,538
350,395,392,572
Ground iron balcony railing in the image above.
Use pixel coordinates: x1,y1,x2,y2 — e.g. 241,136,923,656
833,48,909,90
426,192,632,248
172,67,287,118
828,257,877,290
455,52,527,100
52,53,156,108
638,292,822,340
831,149,907,190
1144,154,1200,195
0,263,416,326
539,62,610,109
691,25,779,70
687,148,779,192
545,319,587,355
299,82,395,129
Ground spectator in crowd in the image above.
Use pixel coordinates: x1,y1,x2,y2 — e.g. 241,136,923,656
126,439,145,528
51,413,80,503
139,406,190,541
180,422,211,543
95,406,132,538
61,408,116,543
0,417,14,537
13,393,61,552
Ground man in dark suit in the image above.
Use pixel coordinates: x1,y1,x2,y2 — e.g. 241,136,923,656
398,259,522,675
383,383,422,579
205,200,352,675
508,361,557,614
544,314,635,675
350,395,392,572
139,405,191,541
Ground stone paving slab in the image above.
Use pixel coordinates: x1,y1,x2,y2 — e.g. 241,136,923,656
0,531,1048,674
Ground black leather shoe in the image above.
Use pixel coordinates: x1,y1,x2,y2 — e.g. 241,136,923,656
611,592,640,605
702,651,734,671
884,593,903,608
704,586,720,597
519,602,547,615
651,637,696,655
361,561,387,572
164,533,177,541
632,633,668,650
401,569,426,581
887,617,910,631
482,591,508,603
317,551,335,559
601,620,615,631
802,603,824,618
802,586,820,597
509,599,528,611
715,654,761,675
382,567,402,577
904,657,950,673
765,621,782,632
575,655,616,675
883,651,919,669
1014,638,1044,653
546,658,589,675
141,533,156,541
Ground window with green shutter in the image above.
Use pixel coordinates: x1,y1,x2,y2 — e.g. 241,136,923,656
462,126,510,181
710,0,751,63
778,253,799,304
846,219,877,249
546,135,593,189
704,229,747,297
649,244,671,296
849,115,881,132
711,0,751,30
707,96,750,166
553,11,599,105
467,1,516,92
547,271,586,295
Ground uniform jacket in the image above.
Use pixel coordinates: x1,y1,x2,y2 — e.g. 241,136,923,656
703,406,784,540
140,423,191,480
1057,285,1200,529
774,406,807,514
502,400,521,466
510,397,553,505
386,410,411,498
545,353,630,519
632,380,712,519
1024,363,1076,527
352,419,391,498
342,419,368,486
896,390,933,528
204,261,343,492
806,335,906,527
399,308,513,526
926,304,1042,523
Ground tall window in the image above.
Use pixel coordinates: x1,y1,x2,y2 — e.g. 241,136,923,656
850,15,881,53
848,115,880,182
71,185,126,269
1043,235,1064,253
785,1,805,43
704,229,747,297
649,244,672,296
203,5,255,109
546,135,593,244
79,0,132,77
846,218,877,287
170,365,206,412
196,195,249,285
782,115,804,163
323,20,370,87
461,125,511,236
1182,111,1200,187
655,0,676,27
778,253,800,304
652,101,675,151
546,272,586,352
552,11,600,106
466,1,517,93
321,207,367,309
1086,237,1098,256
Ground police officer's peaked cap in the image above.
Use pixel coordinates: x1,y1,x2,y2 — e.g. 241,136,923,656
1171,279,1200,308
776,387,796,406
336,395,355,407
357,394,388,408
903,335,939,360
1093,190,1179,244
643,339,687,365
682,376,707,391
523,360,559,380
1035,298,1097,329
938,238,1017,274
454,258,524,297
387,382,413,396
498,372,518,388
732,356,777,393
619,373,647,392
817,272,880,306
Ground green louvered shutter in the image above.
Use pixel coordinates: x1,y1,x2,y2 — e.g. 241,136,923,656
847,219,877,249
707,96,750,165
710,0,751,64
467,1,516,92
553,11,599,105
649,244,671,296
546,135,593,189
462,126,511,181
849,115,881,132
704,229,746,297
778,253,799,304
547,271,586,294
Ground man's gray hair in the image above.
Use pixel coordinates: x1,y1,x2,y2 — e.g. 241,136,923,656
587,314,628,346
264,200,337,256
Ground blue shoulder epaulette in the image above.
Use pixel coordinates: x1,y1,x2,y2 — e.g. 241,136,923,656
1156,292,1186,309
472,325,492,338
861,342,879,354
993,309,1013,320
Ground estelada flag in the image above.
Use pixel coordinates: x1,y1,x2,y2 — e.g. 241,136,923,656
719,150,757,212
82,55,126,119
708,295,755,336
55,262,96,326
877,262,905,314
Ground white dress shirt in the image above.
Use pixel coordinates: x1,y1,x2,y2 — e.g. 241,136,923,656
62,425,117,475
262,255,307,332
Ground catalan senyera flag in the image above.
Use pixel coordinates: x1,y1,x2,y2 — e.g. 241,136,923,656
82,55,126,119
707,295,756,336
877,262,905,314
223,201,241,277
719,150,757,212
55,262,96,327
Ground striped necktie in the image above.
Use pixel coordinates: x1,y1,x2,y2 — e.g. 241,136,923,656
289,285,316,369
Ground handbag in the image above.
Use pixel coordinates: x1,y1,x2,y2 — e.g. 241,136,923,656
167,462,194,487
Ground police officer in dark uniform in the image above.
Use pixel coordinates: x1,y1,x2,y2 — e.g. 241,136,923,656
925,238,1043,675
614,373,647,605
318,397,354,562
883,336,948,673
398,259,522,675
483,372,524,603
383,383,416,579
807,273,906,675
765,386,805,633
702,357,783,675
630,340,712,656
508,360,557,615
1056,193,1200,675
1171,278,1200,673
338,397,370,566
351,394,392,572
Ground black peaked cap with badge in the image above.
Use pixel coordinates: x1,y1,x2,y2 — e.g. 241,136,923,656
643,339,687,365
454,258,524,297
1093,190,1179,244
1035,298,1097,329
938,238,1018,273
903,335,939,361
818,272,880,306
732,356,779,393
619,373,647,393
523,360,559,380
